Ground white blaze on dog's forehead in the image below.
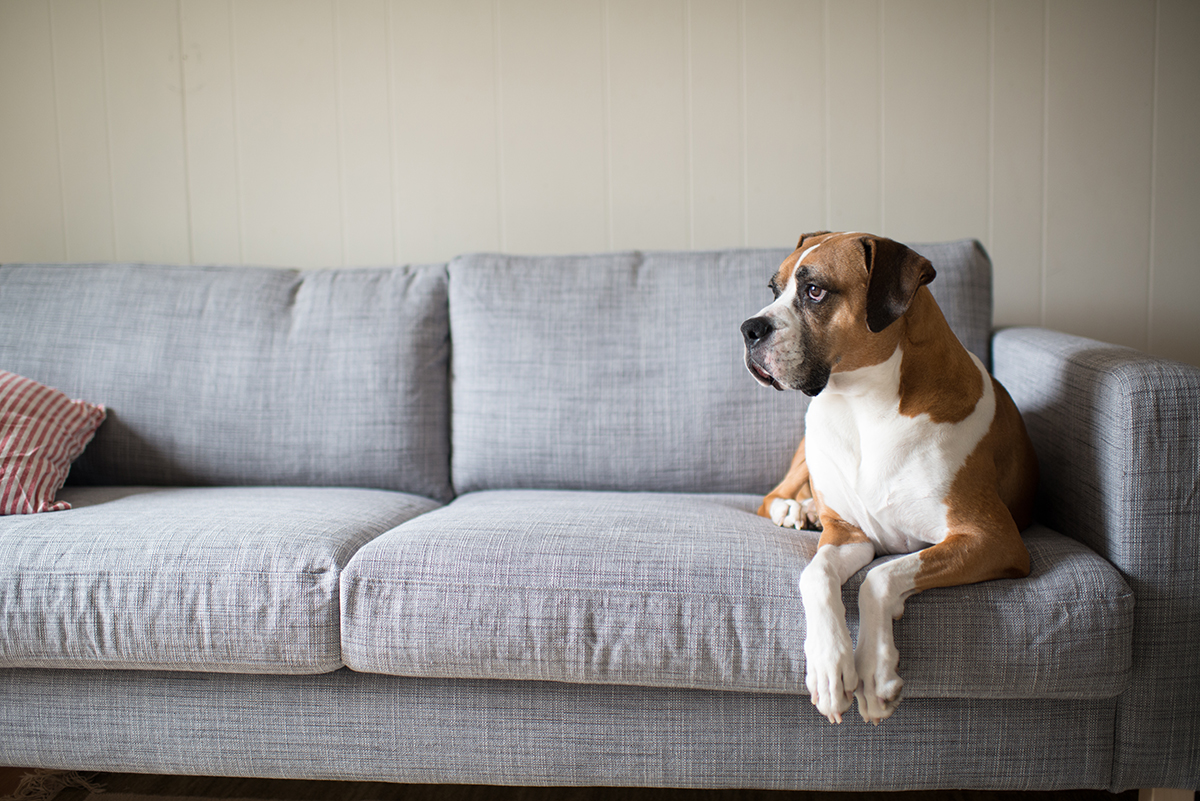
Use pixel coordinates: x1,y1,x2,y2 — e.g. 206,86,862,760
781,244,821,295
798,243,822,263
795,230,861,271
794,232,865,279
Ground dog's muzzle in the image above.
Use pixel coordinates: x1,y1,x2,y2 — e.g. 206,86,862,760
741,316,783,391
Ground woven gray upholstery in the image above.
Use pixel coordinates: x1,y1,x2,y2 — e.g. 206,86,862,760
0,486,439,673
2,244,1187,792
448,241,991,495
994,327,1200,791
0,667,1115,790
0,263,452,502
342,490,1131,700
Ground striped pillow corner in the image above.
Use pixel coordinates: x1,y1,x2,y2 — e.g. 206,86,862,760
0,370,107,515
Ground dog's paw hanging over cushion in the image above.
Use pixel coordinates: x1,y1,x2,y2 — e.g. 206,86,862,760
0,371,106,514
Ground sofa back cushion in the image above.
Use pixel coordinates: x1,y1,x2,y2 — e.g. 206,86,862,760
449,240,991,495
0,263,452,502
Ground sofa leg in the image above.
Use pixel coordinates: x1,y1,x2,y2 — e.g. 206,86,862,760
1138,789,1195,801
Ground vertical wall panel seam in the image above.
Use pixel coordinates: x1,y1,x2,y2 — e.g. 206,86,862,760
986,0,995,254
177,0,195,264
332,0,347,267
493,0,507,252
684,0,694,249
99,0,118,259
822,0,830,230
1146,0,1160,353
601,0,613,251
229,0,244,264
384,0,398,263
1039,0,1049,327
878,0,885,236
48,0,69,260
739,0,747,246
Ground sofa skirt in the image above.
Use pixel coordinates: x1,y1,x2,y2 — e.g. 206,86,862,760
0,667,1115,791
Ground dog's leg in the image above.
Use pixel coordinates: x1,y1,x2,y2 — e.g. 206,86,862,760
799,519,874,723
854,552,920,724
854,511,1030,724
759,437,821,529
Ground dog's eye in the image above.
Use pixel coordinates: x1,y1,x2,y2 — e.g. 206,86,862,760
806,285,828,303
769,280,782,300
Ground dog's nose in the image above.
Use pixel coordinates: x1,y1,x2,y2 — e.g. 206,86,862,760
741,316,775,346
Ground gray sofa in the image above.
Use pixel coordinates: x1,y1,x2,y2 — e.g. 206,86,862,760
0,243,1196,794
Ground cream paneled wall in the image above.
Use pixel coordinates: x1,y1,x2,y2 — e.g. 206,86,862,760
1,0,1197,366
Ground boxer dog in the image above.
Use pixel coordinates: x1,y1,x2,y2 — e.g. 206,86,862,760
740,232,1037,725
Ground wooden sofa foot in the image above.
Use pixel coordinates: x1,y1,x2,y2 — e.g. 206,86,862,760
1138,789,1194,801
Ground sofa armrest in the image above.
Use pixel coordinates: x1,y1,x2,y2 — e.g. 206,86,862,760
992,327,1200,791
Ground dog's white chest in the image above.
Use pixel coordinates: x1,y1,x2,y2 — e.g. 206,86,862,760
804,349,995,554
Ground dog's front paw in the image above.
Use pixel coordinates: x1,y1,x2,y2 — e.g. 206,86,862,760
804,633,858,724
854,655,904,725
769,497,821,530
769,497,801,528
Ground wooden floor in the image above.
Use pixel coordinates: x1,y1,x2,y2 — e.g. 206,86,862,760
0,769,1151,801
1,767,32,797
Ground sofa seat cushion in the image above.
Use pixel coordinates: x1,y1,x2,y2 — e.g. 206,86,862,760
341,490,1133,699
0,486,440,673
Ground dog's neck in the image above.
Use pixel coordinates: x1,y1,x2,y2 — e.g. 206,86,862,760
822,344,903,406
818,289,984,424
897,289,985,423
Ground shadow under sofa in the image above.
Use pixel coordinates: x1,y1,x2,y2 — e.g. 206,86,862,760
0,242,1196,794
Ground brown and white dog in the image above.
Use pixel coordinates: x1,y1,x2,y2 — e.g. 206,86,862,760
740,231,1038,725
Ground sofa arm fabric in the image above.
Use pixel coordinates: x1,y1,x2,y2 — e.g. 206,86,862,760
993,327,1200,792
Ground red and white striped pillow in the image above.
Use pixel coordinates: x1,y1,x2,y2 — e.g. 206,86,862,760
0,371,106,515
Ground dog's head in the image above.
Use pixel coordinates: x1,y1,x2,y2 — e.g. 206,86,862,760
741,232,935,396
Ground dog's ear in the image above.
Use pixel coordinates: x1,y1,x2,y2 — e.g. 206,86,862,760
796,231,832,250
861,237,936,333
